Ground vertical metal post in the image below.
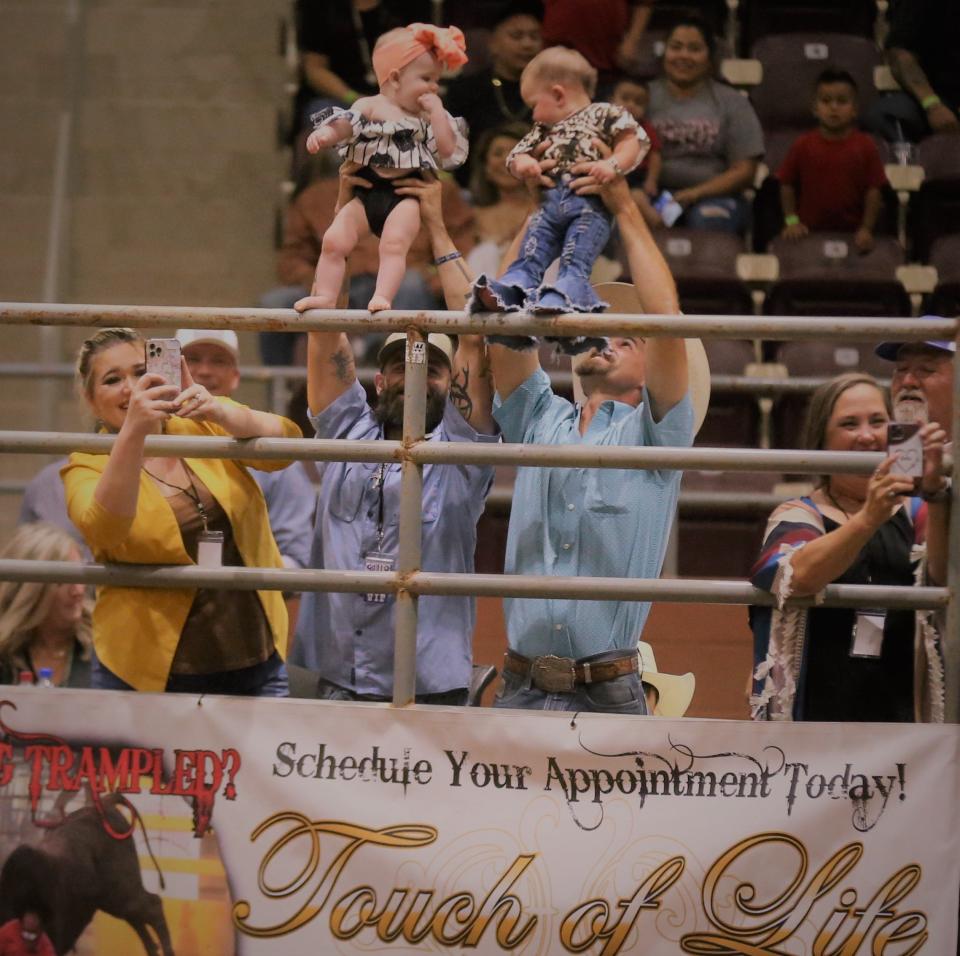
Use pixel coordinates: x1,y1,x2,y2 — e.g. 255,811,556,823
945,328,960,723
392,329,427,706
269,370,286,415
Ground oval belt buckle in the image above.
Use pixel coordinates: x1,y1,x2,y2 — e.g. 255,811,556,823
531,655,577,693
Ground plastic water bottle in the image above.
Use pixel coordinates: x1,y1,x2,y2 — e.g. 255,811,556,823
892,121,913,166
36,667,54,688
17,670,34,687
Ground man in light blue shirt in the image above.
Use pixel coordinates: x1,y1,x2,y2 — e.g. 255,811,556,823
290,173,497,703
488,177,698,714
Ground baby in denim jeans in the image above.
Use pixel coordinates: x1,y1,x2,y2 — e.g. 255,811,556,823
468,46,647,353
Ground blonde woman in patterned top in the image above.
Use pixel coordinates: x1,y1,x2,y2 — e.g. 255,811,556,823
294,23,469,315
469,45,647,354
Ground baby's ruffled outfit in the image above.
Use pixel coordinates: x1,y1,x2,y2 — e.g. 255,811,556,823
311,105,468,236
469,103,647,353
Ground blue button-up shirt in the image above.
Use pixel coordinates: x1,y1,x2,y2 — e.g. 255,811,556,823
254,463,317,569
291,380,496,695
493,368,693,659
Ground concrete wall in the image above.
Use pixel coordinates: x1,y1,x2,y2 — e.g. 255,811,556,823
0,0,292,540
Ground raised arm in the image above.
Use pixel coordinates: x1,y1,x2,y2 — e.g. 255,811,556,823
420,94,458,160
786,460,914,595
394,172,496,433
614,191,687,419
174,360,294,438
91,374,178,518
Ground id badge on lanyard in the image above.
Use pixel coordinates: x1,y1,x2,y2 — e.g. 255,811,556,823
197,530,225,568
850,609,885,658
364,463,395,604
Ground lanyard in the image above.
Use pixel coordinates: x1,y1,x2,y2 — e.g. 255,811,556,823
143,461,209,532
373,462,388,550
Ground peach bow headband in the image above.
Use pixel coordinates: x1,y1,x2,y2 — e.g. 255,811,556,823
372,23,468,87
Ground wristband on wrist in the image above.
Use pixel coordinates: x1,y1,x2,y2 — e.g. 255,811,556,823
921,94,941,110
784,214,800,226
344,89,360,105
433,251,462,266
608,157,624,177
922,478,952,503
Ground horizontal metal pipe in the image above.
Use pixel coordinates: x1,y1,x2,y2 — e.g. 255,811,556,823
0,479,787,516
0,560,946,610
0,432,404,464
0,431,888,475
0,362,888,398
1,302,955,341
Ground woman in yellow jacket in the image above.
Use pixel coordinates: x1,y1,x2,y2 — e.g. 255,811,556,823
62,328,302,695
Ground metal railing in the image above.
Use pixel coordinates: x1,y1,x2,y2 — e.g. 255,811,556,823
1,304,957,717
0,361,891,415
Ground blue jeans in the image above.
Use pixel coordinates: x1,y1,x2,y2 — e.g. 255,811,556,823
91,650,290,697
493,650,648,715
678,196,748,234
479,183,612,313
257,272,439,366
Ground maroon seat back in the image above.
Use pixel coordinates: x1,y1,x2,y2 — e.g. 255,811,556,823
750,33,881,131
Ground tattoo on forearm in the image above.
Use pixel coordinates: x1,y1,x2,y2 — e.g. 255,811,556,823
330,348,354,384
450,367,474,422
454,258,471,283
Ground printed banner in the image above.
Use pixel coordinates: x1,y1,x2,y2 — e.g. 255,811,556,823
0,687,957,954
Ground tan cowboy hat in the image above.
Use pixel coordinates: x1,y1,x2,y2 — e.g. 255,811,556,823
637,641,696,717
573,282,711,435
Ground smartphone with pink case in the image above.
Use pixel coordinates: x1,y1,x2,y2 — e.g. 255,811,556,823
145,338,182,392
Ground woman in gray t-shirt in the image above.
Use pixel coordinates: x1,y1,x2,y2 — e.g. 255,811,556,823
647,14,764,233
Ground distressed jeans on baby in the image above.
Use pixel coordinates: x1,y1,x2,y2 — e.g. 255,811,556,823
475,180,612,353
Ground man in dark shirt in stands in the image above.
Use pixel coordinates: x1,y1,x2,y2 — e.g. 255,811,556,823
866,0,960,141
444,2,543,186
294,0,431,122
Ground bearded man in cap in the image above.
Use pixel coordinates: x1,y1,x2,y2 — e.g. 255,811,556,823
291,173,496,704
875,326,955,447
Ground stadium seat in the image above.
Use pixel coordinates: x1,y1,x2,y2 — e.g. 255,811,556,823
751,128,805,251
651,229,754,315
648,0,728,36
749,33,882,132
764,234,910,317
678,471,780,578
740,0,877,52
908,134,960,262
695,339,761,449
927,234,960,318
770,338,893,449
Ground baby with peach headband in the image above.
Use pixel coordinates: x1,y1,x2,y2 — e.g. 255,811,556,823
294,24,469,314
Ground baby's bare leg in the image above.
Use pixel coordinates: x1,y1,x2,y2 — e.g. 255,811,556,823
294,199,369,311
368,198,420,312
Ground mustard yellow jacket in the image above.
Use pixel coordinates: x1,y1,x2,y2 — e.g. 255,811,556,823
61,403,301,691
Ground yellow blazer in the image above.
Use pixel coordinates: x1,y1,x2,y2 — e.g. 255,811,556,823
62,402,301,691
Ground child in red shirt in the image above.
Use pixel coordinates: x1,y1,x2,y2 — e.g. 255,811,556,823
778,68,887,252
611,76,665,227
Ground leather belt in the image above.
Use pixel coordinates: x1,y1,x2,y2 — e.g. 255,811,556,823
504,649,637,694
